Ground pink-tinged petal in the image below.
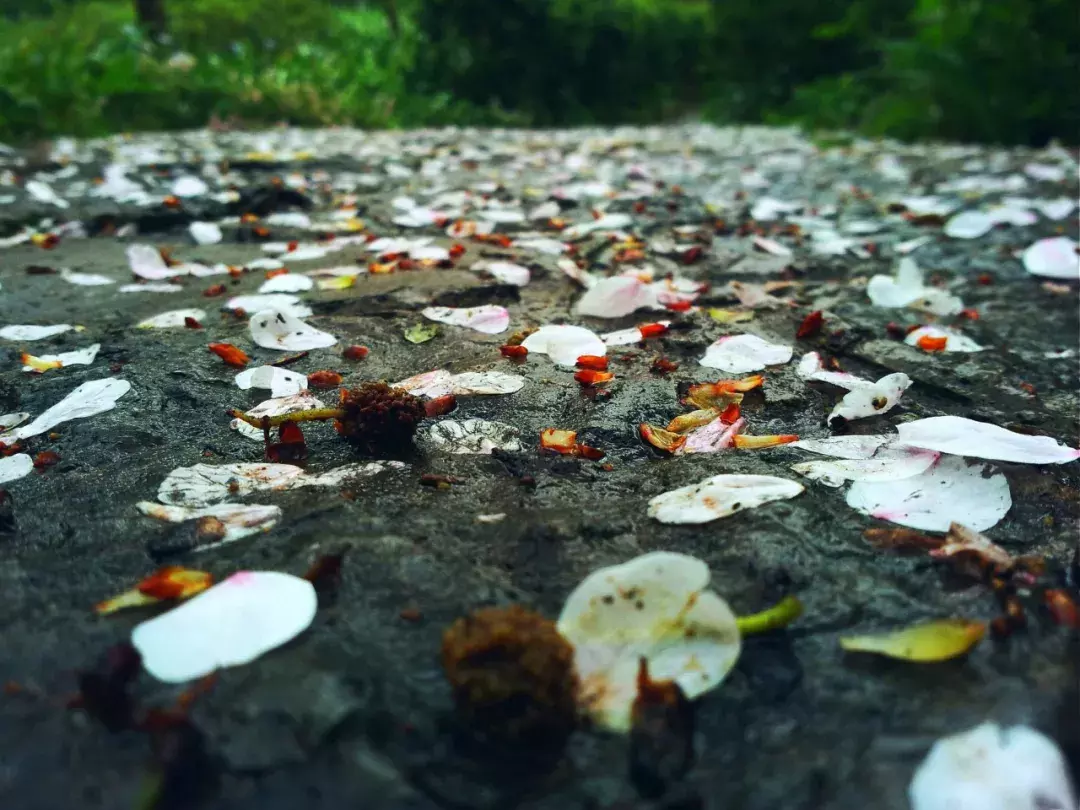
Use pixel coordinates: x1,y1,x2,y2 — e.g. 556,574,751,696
421,305,510,335
896,415,1079,464
1022,236,1079,280
575,276,660,318
700,334,792,373
520,325,605,367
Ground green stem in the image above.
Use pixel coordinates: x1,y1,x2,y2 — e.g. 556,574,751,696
227,407,345,429
736,595,803,636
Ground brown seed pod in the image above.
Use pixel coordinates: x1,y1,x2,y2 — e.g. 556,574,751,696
333,382,426,448
440,605,578,749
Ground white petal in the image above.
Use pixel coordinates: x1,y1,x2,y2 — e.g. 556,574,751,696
797,351,871,390
1036,198,1076,221
790,435,892,459
127,244,175,280
0,453,34,485
230,392,325,440
792,445,939,487
22,344,100,373
480,208,525,224
393,369,454,398
677,417,745,454
909,722,1077,810
136,308,205,328
648,474,804,524
157,460,403,506
120,282,183,293
0,324,73,340
905,325,984,352
257,273,315,294
944,211,996,239
265,211,312,228
450,371,525,395
249,309,337,351
520,324,605,367
136,502,281,547
699,334,793,373
245,257,286,271
234,366,308,397
227,294,311,319
132,571,317,683
418,418,522,454
574,276,659,318
867,258,964,316
1024,162,1067,182
60,269,114,286
846,455,1011,532
562,213,633,240
26,179,69,208
1022,236,1079,280
828,373,911,424
189,221,223,245
602,322,672,346
752,236,792,256
482,261,530,286
421,305,510,335
1,378,130,446
750,197,800,221
557,551,740,732
171,176,208,197
896,416,1080,464
514,237,568,256
0,412,31,432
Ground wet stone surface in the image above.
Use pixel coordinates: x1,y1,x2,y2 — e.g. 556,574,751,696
0,126,1077,810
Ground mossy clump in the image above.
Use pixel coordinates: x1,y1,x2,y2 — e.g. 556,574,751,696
441,604,579,749
334,382,426,447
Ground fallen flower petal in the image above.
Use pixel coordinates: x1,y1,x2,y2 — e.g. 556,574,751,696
208,343,249,368
916,335,948,352
0,453,34,485
666,409,720,434
540,428,578,454
792,445,940,487
249,309,337,351
677,417,745,455
839,619,985,661
258,273,314,294
1021,236,1079,280
648,474,804,524
575,276,660,318
0,379,131,447
576,355,608,371
640,423,687,453
700,334,792,373
227,294,311,319
796,310,824,339
733,434,799,450
500,344,528,359
521,325,606,367
0,324,74,341
790,434,892,459
343,345,369,361
574,369,614,387
307,370,343,389
930,522,1013,575
846,455,1011,532
449,371,526,396
137,309,207,329
828,372,911,425
96,567,213,615
136,502,282,547
866,258,963,316
556,551,741,732
421,305,510,335
189,222,223,246
230,392,326,441
234,366,307,398
909,722,1077,810
131,571,318,683
895,416,1080,464
905,326,984,353
418,419,523,454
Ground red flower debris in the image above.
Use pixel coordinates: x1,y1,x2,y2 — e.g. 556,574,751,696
343,345,370,361
796,310,824,339
863,527,945,551
639,423,687,454
885,322,907,339
207,343,250,368
184,317,203,329
576,355,608,371
651,356,678,374
1045,589,1079,629
202,283,226,297
162,195,182,209
539,428,605,460
266,420,307,464
425,394,458,418
574,369,614,387
135,567,214,601
977,273,994,285
733,434,798,449
664,300,693,312
33,451,61,469
449,243,466,259
31,233,59,249
916,335,948,352
718,402,741,423
500,344,529,359
307,370,343,389
680,245,705,265
265,267,289,279
638,322,669,339
958,308,980,321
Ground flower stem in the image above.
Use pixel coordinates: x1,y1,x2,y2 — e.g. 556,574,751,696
227,407,345,429
736,595,803,636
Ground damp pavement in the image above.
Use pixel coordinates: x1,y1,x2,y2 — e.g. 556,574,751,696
0,126,1077,810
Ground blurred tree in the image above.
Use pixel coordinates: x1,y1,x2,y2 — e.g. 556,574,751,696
135,0,167,39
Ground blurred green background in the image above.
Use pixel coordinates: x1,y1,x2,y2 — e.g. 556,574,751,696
1,0,1077,145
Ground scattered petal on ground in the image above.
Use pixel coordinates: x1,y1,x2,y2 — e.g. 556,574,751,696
521,324,606,367
234,365,308,398
136,502,282,547
575,276,659,318
449,371,526,395
136,308,206,328
60,268,114,286
227,294,312,319
21,344,100,373
556,551,741,732
866,258,963,315
829,372,911,425
230,392,326,440
127,244,175,280
896,415,1080,464
131,571,318,683
1021,236,1079,280
189,221,223,245
250,309,337,351
929,522,1013,571
796,351,868,389
418,419,523,454
793,445,939,487
0,378,130,447
909,723,1077,810
648,474,804,524
258,273,315,294
905,325,984,353
846,455,1011,531
700,334,793,373
0,324,74,341
157,460,405,506
0,453,34,485
421,305,510,335
480,261,530,286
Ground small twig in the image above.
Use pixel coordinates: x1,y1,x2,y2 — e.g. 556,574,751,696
227,407,344,429
270,351,309,367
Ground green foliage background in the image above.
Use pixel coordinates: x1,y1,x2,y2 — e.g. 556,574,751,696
0,0,1076,144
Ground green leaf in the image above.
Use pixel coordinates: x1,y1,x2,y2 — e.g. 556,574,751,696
404,323,439,344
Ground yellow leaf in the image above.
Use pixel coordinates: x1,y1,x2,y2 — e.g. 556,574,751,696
839,619,986,662
316,275,357,291
707,308,755,325
95,589,160,615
